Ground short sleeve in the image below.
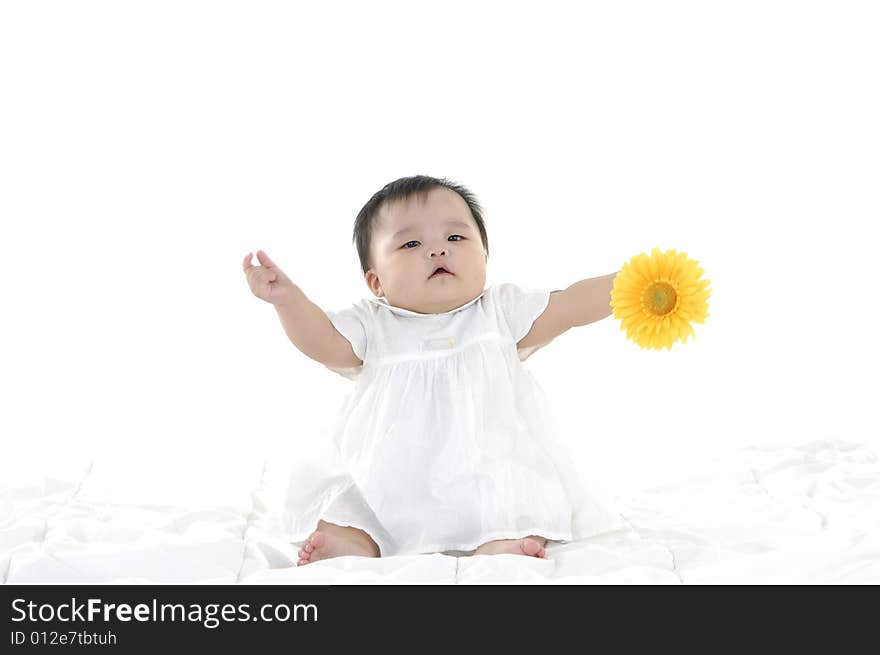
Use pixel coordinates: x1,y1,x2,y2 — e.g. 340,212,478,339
323,301,369,381
492,283,552,343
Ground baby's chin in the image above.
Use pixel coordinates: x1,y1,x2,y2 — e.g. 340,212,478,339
413,286,482,313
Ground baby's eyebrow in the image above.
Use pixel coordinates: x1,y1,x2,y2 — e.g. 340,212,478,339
391,220,472,242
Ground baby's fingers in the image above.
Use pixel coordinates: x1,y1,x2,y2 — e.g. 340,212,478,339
256,250,278,270
242,252,254,272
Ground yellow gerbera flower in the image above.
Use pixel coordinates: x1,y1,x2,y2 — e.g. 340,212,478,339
610,247,711,350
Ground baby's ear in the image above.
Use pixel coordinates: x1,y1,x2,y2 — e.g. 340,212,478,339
364,271,383,297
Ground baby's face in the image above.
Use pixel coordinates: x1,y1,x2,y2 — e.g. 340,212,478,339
365,187,487,314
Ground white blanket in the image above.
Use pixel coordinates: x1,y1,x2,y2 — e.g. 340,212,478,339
2,439,877,584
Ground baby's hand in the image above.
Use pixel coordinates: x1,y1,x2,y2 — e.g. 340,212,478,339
242,250,298,307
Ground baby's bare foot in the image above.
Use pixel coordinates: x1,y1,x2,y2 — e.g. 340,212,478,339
296,529,378,567
474,537,548,559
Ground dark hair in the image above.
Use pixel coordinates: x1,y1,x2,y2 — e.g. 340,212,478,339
352,175,489,275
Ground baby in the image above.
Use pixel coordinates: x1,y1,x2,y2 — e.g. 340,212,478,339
243,175,618,566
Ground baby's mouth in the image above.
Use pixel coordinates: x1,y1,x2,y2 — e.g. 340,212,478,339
430,268,454,278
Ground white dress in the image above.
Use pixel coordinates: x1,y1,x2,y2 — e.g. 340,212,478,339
285,283,623,557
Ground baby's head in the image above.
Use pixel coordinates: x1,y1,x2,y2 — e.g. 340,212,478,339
353,175,489,315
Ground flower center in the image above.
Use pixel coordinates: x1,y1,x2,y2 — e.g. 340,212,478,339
642,281,678,317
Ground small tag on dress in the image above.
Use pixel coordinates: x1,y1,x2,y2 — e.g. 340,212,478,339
423,337,455,350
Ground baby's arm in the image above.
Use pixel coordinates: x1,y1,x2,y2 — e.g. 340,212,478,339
243,251,362,368
516,273,618,351
274,290,363,369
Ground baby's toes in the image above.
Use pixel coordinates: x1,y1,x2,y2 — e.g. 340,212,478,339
294,531,327,567
308,531,326,550
520,538,545,558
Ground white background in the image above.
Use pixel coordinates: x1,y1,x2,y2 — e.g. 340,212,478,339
2,1,878,493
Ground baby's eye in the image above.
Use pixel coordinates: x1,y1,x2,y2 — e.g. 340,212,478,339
401,235,464,249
